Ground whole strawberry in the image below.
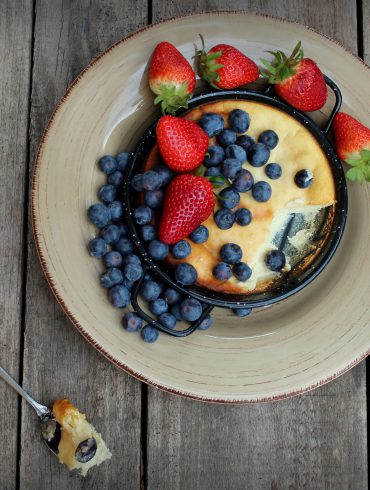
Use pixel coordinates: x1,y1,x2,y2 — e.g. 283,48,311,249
156,115,209,172
261,41,327,111
198,35,259,89
333,112,370,183
149,42,196,115
158,174,215,244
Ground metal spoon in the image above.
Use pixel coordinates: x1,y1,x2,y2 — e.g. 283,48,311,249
0,366,96,462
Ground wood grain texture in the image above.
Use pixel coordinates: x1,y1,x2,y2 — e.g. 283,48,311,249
147,2,368,489
364,0,370,62
19,1,147,488
0,1,33,489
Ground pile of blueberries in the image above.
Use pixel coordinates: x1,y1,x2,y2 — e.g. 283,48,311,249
198,109,313,273
87,152,216,343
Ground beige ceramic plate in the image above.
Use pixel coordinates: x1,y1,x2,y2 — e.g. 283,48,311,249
32,12,370,403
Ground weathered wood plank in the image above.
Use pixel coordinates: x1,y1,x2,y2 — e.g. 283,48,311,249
364,0,370,62
0,1,33,489
147,2,367,489
19,1,147,488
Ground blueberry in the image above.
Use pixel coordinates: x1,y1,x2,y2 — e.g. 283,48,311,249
143,271,154,281
88,203,111,228
171,240,191,259
214,208,235,230
232,308,252,317
204,146,225,167
221,159,242,180
115,237,134,256
180,298,202,322
265,163,282,180
144,190,163,209
155,165,174,186
100,268,124,288
108,201,123,221
123,263,143,282
295,169,313,188
199,112,224,136
107,170,124,188
141,224,157,242
233,262,252,281
117,223,128,236
141,325,159,343
171,304,183,321
248,143,270,167
198,314,213,330
140,280,162,301
235,208,252,226
229,109,250,133
175,263,198,285
98,184,116,204
236,134,255,152
163,288,182,305
108,285,130,308
122,277,135,290
213,262,232,280
258,129,279,149
218,129,237,147
104,251,123,268
98,155,117,175
122,312,143,332
159,312,177,329
266,250,286,271
116,152,130,171
101,224,120,245
252,181,272,202
148,240,169,260
205,166,222,177
88,237,108,258
220,243,243,264
189,225,209,244
233,169,254,192
142,170,161,191
122,254,141,266
133,205,152,225
219,187,240,209
225,144,246,163
149,298,168,316
131,174,144,192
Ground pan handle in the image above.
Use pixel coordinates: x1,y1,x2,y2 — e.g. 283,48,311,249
130,267,214,337
322,75,342,135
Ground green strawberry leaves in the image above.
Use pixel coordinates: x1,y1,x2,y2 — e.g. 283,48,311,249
260,41,304,84
198,34,224,88
345,149,370,183
154,81,192,115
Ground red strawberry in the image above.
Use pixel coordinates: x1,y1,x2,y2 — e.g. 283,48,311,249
198,35,259,90
333,112,370,183
156,115,209,172
261,41,327,111
158,174,215,244
149,42,196,115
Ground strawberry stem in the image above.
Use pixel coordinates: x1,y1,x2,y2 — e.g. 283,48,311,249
198,34,224,89
260,41,304,84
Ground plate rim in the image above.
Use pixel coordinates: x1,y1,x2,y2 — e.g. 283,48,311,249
31,10,370,404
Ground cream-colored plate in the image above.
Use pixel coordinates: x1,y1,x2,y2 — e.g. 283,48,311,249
32,12,370,403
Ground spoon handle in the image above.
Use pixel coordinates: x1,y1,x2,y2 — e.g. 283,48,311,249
0,366,49,418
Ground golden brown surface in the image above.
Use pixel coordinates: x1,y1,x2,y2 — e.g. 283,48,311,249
144,100,336,294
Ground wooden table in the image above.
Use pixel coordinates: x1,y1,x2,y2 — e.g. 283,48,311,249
1,1,369,488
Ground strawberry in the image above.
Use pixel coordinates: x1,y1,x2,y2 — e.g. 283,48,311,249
156,115,209,172
198,35,259,89
149,42,196,115
333,112,370,183
261,41,327,112
158,174,215,244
